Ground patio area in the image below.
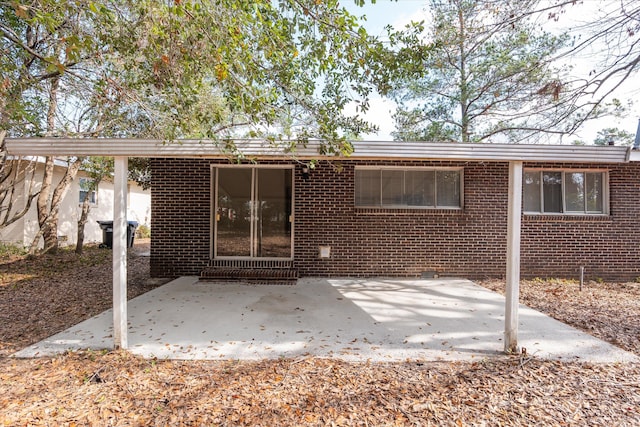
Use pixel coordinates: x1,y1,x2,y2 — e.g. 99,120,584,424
14,277,638,362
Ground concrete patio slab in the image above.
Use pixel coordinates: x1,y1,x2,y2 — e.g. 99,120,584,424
14,277,638,362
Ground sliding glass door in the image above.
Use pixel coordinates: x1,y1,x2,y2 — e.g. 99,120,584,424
214,167,292,259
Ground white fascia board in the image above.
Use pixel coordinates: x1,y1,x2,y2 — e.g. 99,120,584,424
5,138,632,163
351,141,631,163
5,138,316,158
6,155,79,168
628,149,640,162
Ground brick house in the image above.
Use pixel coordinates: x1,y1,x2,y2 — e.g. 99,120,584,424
147,141,640,282
7,137,639,350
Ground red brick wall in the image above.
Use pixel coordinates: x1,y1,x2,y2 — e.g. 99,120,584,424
294,160,509,278
520,162,640,281
150,159,211,278
150,158,640,281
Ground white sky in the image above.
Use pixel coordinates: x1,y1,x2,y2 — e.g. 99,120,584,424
342,0,640,143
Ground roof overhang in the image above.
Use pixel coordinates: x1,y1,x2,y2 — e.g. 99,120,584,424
5,138,633,163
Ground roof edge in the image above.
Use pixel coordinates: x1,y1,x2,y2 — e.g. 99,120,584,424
4,138,632,163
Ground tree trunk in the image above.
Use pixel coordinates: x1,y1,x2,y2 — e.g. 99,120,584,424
32,74,60,254
75,192,91,255
32,156,55,254
457,2,470,144
30,75,83,254
75,175,102,255
0,154,39,230
44,158,83,253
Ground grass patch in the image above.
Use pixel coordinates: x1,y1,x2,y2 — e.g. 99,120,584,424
0,241,27,260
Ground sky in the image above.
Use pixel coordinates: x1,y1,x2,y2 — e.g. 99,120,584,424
342,0,426,141
341,0,640,143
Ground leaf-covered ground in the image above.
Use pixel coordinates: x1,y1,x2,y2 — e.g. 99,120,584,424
1,246,639,425
1,351,639,426
0,240,167,357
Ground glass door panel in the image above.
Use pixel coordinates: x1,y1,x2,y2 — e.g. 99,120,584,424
256,169,292,258
215,167,292,259
216,168,252,257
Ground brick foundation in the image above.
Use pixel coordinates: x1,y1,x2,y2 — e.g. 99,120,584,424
150,158,640,281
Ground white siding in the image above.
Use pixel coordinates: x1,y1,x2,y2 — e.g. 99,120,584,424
0,161,150,248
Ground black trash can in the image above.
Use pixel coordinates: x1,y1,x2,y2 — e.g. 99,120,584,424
127,221,138,247
97,220,138,248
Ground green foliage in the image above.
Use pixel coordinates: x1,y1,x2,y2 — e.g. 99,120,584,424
0,241,27,257
0,1,111,135
128,157,151,189
2,0,382,156
82,156,113,181
136,224,150,239
386,0,570,143
96,0,381,153
593,127,635,146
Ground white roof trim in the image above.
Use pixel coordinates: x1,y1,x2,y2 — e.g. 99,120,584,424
629,150,640,162
5,138,633,163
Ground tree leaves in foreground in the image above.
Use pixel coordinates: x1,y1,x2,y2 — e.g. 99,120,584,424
388,0,571,143
0,0,382,251
3,0,381,149
98,0,381,154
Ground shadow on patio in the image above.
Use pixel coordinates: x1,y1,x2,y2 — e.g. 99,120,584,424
14,277,638,362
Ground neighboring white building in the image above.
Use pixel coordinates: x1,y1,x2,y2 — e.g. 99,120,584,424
0,159,150,248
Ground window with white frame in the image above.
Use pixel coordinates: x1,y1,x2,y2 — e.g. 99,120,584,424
355,167,463,208
523,169,608,215
79,177,97,204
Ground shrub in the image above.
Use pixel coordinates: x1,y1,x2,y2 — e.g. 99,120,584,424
137,224,151,238
0,241,27,258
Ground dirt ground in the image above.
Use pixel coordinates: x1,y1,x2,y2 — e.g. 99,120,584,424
1,246,639,425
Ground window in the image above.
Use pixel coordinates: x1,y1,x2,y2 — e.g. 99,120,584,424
79,178,97,204
523,170,607,215
355,167,463,208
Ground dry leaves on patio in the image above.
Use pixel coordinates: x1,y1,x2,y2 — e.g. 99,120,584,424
1,350,639,426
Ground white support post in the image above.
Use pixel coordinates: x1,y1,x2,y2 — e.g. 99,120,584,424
113,156,128,349
505,160,523,354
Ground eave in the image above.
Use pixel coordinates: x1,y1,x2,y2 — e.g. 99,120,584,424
5,138,633,163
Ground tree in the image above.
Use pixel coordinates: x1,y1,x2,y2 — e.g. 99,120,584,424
1,1,111,253
0,139,38,230
593,127,635,146
513,0,639,132
388,0,570,143
76,157,112,254
2,0,382,253
95,0,381,148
